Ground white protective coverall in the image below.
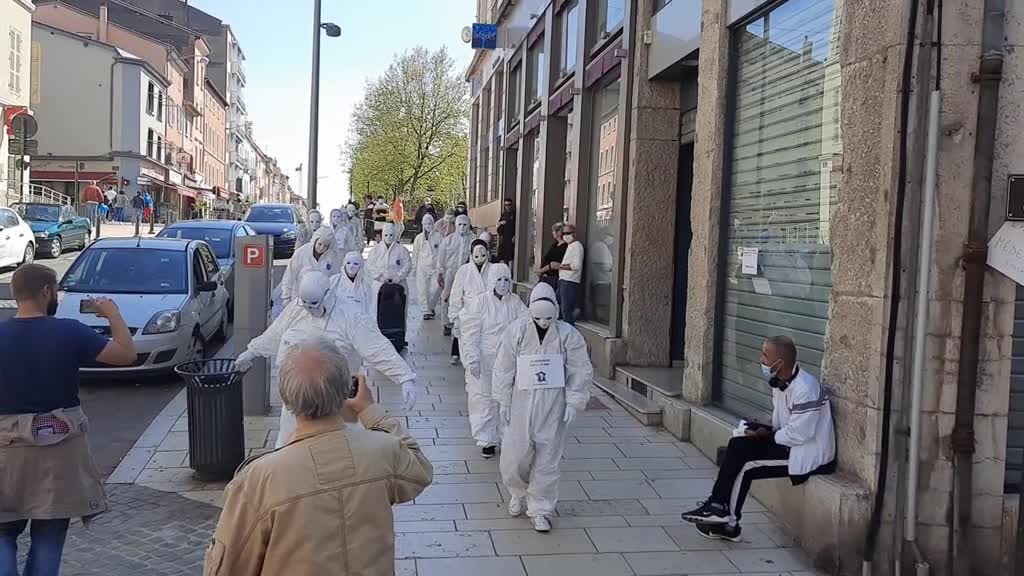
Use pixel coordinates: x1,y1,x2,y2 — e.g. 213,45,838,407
330,209,356,254
492,282,593,519
296,209,322,247
235,271,417,447
345,203,365,253
367,222,413,301
460,263,527,447
448,241,491,338
412,214,441,316
279,225,342,304
435,215,474,326
331,251,375,317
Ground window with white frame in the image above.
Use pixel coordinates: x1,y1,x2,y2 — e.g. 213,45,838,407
157,91,164,121
147,82,155,115
147,129,155,158
9,28,23,95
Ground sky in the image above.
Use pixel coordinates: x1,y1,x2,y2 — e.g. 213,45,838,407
188,0,476,211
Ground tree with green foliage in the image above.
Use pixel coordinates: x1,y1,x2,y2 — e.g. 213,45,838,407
343,47,469,214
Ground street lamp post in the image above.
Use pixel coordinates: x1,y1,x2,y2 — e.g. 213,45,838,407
307,0,340,212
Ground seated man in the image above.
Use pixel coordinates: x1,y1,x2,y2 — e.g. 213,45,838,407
682,335,836,541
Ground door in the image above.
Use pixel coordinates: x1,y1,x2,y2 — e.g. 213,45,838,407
671,144,695,362
195,243,223,337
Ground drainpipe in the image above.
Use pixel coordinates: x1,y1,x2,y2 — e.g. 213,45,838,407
950,0,1005,573
99,2,108,44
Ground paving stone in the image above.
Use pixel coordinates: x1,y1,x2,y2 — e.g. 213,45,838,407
156,431,189,451
586,527,678,552
415,482,502,504
561,444,625,459
395,521,456,533
465,502,515,519
467,460,500,473
416,557,526,576
556,500,649,517
648,478,716,499
581,479,658,500
393,504,467,522
589,469,648,480
614,457,690,470
490,528,596,555
521,553,634,576
395,531,495,559
643,468,719,479
432,473,502,484
616,443,689,458
623,551,738,575
722,548,812,572
559,458,621,471
396,559,417,576
663,524,779,550
432,461,469,474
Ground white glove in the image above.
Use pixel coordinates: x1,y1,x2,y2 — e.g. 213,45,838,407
402,380,417,409
563,405,577,425
500,405,510,425
234,350,257,372
468,364,481,379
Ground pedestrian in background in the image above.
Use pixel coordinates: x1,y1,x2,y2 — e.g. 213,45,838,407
113,189,129,222
0,264,137,576
207,338,432,575
538,222,567,293
414,197,437,227
497,198,516,266
80,181,104,230
363,201,376,245
142,191,154,224
131,192,145,228
558,224,584,325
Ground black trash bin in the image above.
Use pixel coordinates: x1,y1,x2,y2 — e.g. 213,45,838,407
174,358,245,481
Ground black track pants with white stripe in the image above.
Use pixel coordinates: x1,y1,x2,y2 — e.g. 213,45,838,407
709,436,790,525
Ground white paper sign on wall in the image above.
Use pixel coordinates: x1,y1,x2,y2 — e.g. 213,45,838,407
987,221,1024,285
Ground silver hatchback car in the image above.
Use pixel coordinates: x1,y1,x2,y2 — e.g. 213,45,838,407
57,237,230,374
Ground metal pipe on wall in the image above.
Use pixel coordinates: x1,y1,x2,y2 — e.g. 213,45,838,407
950,0,1005,572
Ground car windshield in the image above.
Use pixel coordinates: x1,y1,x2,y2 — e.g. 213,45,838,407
159,228,232,259
14,204,61,222
245,206,293,223
61,248,188,294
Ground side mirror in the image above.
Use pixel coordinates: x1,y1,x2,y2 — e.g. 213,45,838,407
197,280,218,293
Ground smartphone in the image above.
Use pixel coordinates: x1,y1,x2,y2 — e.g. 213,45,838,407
350,376,360,398
79,298,99,314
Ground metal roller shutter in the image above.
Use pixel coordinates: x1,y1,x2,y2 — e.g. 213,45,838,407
717,0,842,421
1008,286,1024,491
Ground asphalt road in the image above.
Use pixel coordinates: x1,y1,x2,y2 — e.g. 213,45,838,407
1,254,288,478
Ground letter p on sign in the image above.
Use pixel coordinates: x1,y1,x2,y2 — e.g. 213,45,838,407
243,244,265,268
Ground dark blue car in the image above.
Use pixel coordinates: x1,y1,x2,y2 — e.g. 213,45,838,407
243,203,305,258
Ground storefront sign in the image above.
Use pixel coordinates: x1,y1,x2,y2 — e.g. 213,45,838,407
168,169,183,186
471,23,498,50
139,165,164,183
988,221,1024,286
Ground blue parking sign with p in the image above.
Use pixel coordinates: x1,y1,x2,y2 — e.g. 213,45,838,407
472,23,498,50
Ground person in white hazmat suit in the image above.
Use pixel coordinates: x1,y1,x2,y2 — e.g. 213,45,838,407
412,214,441,319
329,208,355,254
435,214,474,336
367,222,413,302
331,251,374,317
279,225,342,305
447,238,491,363
492,282,593,532
345,202,366,253
460,263,527,458
234,271,418,447
296,209,322,247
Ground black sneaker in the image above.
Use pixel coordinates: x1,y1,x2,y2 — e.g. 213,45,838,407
443,324,452,336
696,522,742,542
423,314,431,320
681,501,730,524
482,446,496,459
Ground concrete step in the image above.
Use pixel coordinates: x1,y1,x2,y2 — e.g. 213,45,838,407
616,365,685,398
593,376,662,427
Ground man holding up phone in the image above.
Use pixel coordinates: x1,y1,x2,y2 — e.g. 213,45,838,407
0,264,137,575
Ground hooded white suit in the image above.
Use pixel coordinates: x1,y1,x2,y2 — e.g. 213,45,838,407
331,251,375,317
492,282,593,518
367,223,413,301
448,249,491,338
461,264,528,447
412,215,442,316
279,226,342,304
435,215,474,326
238,272,417,448
345,204,366,253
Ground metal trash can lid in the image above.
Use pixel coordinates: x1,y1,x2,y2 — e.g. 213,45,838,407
175,358,245,389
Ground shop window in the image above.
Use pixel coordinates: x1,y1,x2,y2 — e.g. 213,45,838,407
146,82,155,116
594,0,625,45
583,77,619,326
146,129,155,158
526,39,545,108
508,63,522,124
558,2,579,77
717,0,844,420
524,132,542,284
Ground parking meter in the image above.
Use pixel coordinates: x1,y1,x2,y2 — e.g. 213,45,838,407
233,235,273,416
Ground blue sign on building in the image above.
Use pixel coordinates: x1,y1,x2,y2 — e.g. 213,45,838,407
472,23,498,50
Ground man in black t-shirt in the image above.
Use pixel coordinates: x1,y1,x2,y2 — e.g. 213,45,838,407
538,222,567,292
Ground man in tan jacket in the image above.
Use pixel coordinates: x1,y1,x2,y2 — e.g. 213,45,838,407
204,336,433,576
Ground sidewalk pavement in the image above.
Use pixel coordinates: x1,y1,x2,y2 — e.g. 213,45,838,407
60,280,823,576
93,220,164,238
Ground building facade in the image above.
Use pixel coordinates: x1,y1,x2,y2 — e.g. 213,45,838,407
201,78,227,204
1,0,35,205
465,0,1023,573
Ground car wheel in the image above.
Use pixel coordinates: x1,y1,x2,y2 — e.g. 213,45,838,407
188,329,207,361
48,237,62,259
20,243,34,266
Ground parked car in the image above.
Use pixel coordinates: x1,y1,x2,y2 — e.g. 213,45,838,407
157,219,255,317
243,203,305,258
57,237,229,374
0,206,36,268
13,202,91,259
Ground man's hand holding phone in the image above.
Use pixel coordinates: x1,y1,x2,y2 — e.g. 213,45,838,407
344,374,372,414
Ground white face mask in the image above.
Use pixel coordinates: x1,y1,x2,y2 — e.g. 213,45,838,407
313,235,332,256
330,211,343,227
563,233,575,243
344,258,361,278
529,299,557,330
423,220,434,234
298,273,331,318
455,216,470,235
494,276,512,296
472,245,489,266
346,206,357,218
308,212,322,230
382,225,396,246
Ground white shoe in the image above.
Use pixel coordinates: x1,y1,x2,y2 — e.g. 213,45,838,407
532,516,551,532
450,355,460,365
508,497,525,517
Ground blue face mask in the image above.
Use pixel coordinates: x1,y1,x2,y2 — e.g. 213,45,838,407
761,360,780,379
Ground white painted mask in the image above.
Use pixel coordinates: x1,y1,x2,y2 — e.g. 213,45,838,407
422,215,434,235
494,275,512,296
312,227,334,257
529,299,557,330
382,223,397,246
308,210,322,231
472,245,489,267
330,210,343,227
346,205,357,218
563,233,575,244
455,215,470,236
298,271,331,318
344,252,362,279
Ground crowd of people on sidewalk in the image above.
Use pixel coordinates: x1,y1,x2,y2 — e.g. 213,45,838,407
0,195,835,575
